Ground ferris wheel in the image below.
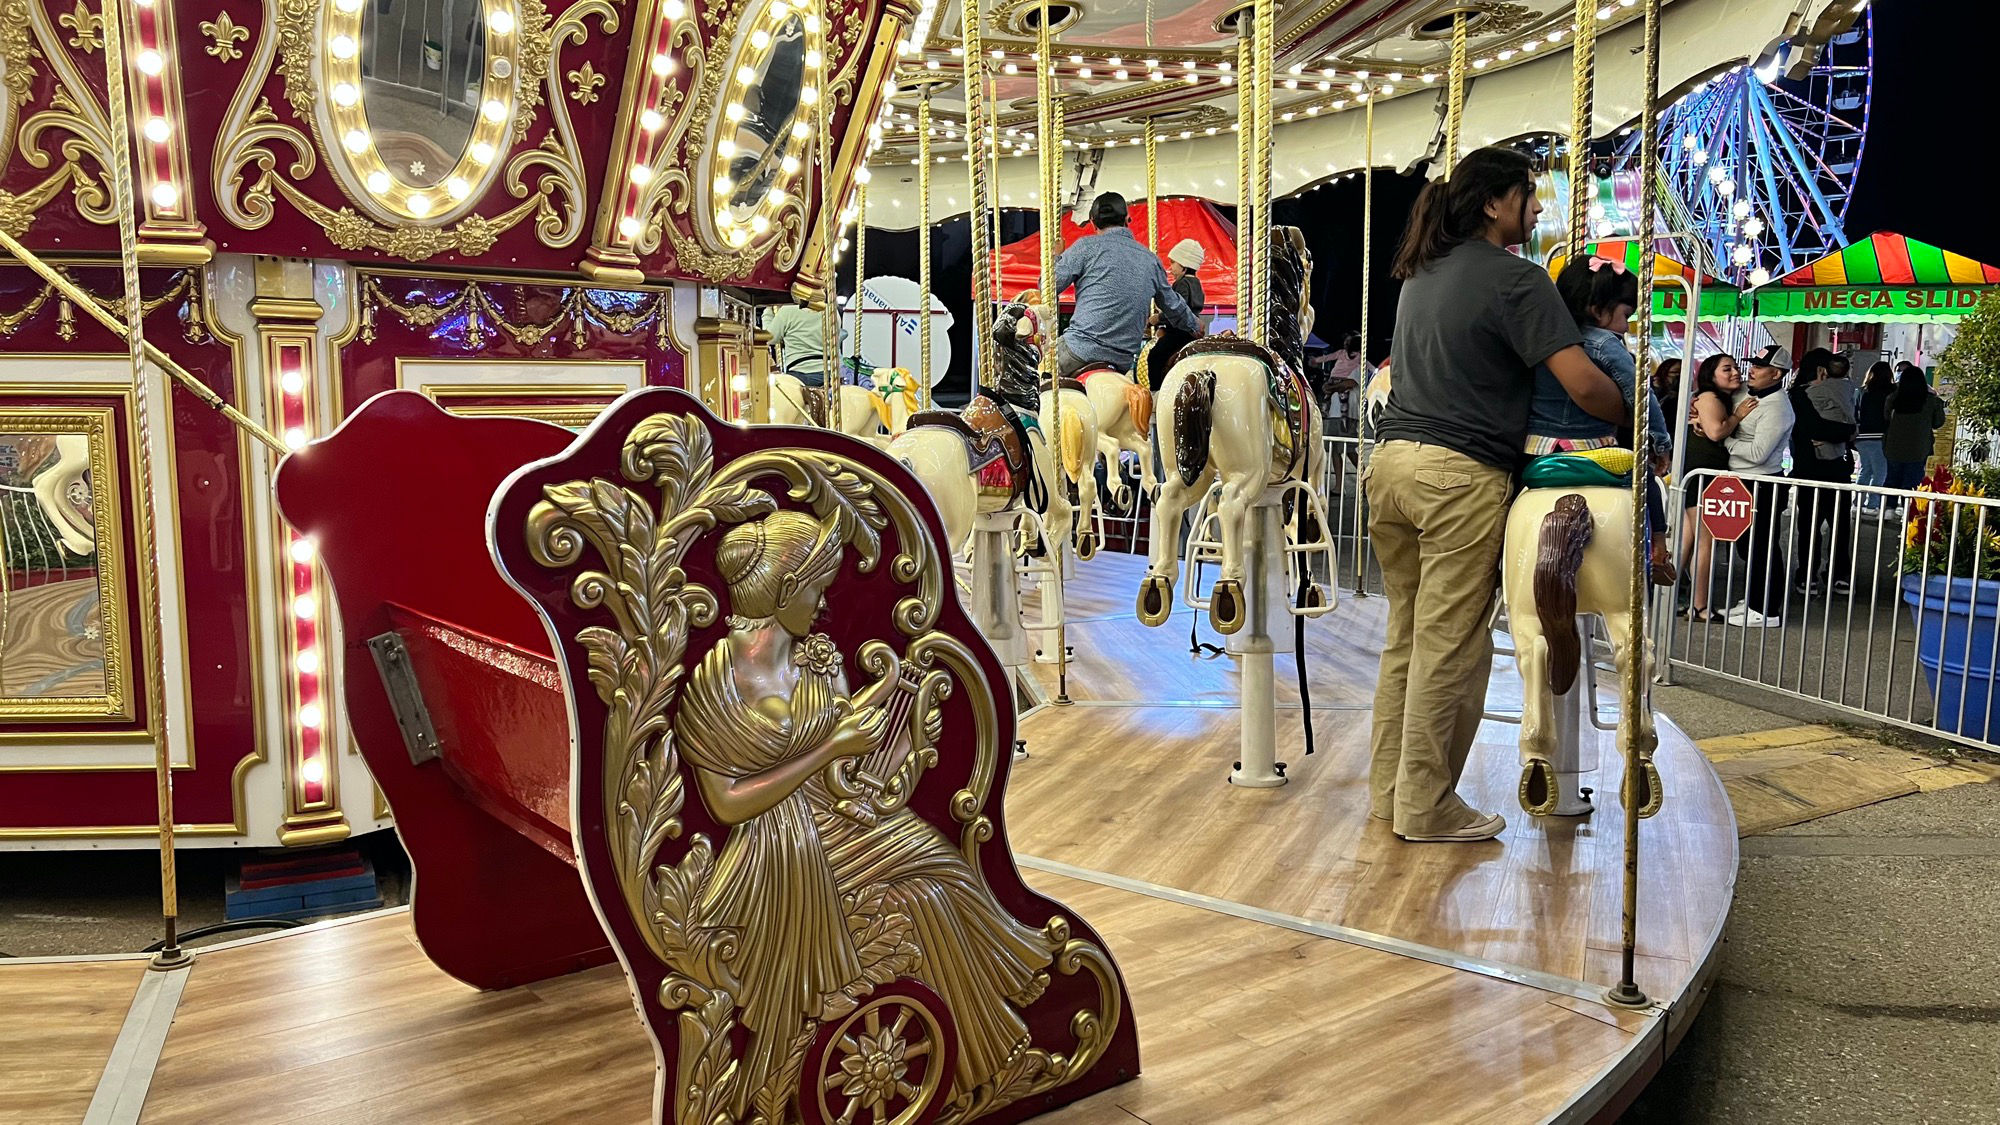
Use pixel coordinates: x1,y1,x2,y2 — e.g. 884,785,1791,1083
1619,8,1873,286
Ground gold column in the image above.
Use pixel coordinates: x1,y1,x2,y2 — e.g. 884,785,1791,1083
918,83,935,410
1145,119,1158,256
98,0,186,966
117,0,209,264
254,259,350,849
1234,8,1254,340
1445,11,1468,173
1607,0,1664,1013
1568,0,1598,260
965,3,995,398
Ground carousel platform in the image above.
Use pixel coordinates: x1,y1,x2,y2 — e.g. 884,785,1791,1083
0,553,1735,1125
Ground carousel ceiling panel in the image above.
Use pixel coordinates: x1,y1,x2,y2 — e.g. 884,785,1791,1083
1,0,924,295
861,0,1852,228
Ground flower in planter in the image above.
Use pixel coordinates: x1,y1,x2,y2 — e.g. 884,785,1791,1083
1903,464,2000,581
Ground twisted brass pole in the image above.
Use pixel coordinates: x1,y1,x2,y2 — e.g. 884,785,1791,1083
1235,11,1254,340
817,0,838,417
1037,0,1070,703
1568,0,1598,260
98,0,186,970
853,180,867,372
918,84,935,411
1607,0,1664,1012
965,2,995,399
1145,119,1158,256
1252,0,1273,348
1360,93,1374,359
1445,11,1468,173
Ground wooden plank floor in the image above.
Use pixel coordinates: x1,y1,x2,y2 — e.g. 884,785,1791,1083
0,958,147,1124
132,877,1648,1125
1011,552,1737,1005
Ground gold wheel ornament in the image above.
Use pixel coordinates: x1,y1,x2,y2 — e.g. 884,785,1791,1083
805,982,955,1125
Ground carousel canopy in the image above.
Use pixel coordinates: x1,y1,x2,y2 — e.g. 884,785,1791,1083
1753,232,2000,323
1547,239,1745,320
861,0,1855,226
991,198,1238,311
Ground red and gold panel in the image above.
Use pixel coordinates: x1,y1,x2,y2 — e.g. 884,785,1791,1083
0,264,263,838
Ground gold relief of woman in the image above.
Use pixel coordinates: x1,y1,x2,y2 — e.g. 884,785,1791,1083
677,509,1053,1111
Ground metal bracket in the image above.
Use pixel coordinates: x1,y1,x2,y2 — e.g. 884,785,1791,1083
367,632,442,766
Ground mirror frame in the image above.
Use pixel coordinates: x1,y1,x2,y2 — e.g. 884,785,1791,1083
0,406,133,724
695,0,825,253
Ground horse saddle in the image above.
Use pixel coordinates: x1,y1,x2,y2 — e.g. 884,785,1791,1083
799,384,834,426
1040,376,1089,396
908,396,1034,507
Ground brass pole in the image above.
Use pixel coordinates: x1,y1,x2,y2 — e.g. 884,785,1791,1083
1607,0,1663,1012
965,4,995,400
1354,92,1374,594
97,0,188,970
918,83,935,411
0,232,286,456
1252,0,1273,348
853,180,867,374
1145,119,1159,256
1036,0,1070,704
1234,11,1254,340
816,0,838,420
1445,11,1468,173
1568,0,1598,261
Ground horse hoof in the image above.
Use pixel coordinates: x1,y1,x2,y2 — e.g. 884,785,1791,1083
1136,575,1173,626
1076,533,1098,561
1632,760,1665,818
1210,580,1246,635
1519,761,1560,817
1301,583,1328,612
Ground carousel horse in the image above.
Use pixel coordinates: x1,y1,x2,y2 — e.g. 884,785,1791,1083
1136,227,1328,634
1501,456,1661,819
884,393,1072,560
868,365,929,434
767,366,890,440
1010,300,1155,505
13,435,96,557
990,296,1104,557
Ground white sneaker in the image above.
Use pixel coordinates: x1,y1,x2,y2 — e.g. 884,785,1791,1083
1723,606,1783,628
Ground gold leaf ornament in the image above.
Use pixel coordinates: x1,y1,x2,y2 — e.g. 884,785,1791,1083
201,11,249,63
566,60,604,104
59,0,102,53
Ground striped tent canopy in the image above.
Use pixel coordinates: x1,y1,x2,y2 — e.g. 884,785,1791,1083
1772,231,2000,287
1545,239,1725,289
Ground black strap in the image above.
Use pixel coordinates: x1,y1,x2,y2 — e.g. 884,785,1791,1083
1292,496,1316,756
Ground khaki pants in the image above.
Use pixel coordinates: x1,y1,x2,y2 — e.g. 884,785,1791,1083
1364,440,1511,836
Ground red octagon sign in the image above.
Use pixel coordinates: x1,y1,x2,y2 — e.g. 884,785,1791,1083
1700,475,1755,541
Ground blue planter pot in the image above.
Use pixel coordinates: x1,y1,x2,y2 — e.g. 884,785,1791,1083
1901,574,2000,740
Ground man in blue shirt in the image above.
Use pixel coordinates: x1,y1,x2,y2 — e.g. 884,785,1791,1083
1053,193,1200,379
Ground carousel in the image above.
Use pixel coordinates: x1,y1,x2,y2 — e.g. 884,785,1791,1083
0,0,1865,1122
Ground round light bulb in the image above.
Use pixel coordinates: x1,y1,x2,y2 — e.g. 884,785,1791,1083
800,86,819,105
751,29,770,49
295,648,321,675
293,594,317,620
332,83,359,107
407,194,432,216
750,214,771,234
791,120,810,140
619,215,643,238
445,176,470,200
730,374,750,393
717,139,736,158
804,49,821,68
1732,245,1753,265
728,227,749,247
144,117,171,144
736,65,756,84
471,141,496,163
366,170,392,194
299,702,324,729
289,537,315,564
725,102,746,122
662,0,684,16
1749,267,1771,286
780,154,799,174
330,34,357,59
766,186,785,204
136,51,163,75
335,0,362,12
640,108,664,131
652,54,675,77
150,181,179,209
301,758,327,784
487,8,515,35
281,370,305,395
481,99,507,123
343,129,369,154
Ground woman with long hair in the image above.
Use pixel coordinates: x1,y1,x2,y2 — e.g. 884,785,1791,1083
1366,146,1623,843
1651,358,1682,421
1885,364,1948,494
1855,361,1896,511
1679,354,1752,621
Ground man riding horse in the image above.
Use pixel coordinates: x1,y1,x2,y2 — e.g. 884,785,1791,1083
1055,192,1199,381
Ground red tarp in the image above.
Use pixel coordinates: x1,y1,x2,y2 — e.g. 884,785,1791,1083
991,198,1238,312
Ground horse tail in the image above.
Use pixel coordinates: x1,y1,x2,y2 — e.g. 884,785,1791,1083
1535,493,1594,696
1125,380,1155,438
1172,370,1215,487
1060,406,1088,479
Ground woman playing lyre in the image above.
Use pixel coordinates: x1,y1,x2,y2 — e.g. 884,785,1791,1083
678,509,1052,1109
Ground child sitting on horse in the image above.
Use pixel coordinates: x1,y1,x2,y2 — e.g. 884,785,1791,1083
1523,256,1676,586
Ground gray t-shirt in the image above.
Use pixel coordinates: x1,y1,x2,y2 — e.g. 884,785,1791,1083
1375,240,1583,470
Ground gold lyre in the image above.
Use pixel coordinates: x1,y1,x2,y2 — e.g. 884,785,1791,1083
823,640,949,825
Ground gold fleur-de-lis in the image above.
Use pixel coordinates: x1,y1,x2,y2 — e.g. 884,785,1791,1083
201,12,249,63
60,0,103,53
567,62,604,105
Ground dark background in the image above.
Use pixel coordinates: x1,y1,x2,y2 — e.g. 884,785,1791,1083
844,2,1968,406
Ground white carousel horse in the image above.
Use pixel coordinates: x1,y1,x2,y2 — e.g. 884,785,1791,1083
767,369,892,440
1136,228,1329,634
26,435,95,557
990,298,1104,558
868,366,929,435
1502,482,1660,818
884,399,1072,561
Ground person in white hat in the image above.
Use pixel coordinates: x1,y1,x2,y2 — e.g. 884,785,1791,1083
1145,238,1210,389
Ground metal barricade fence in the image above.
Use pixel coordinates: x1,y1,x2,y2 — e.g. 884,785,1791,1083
1665,468,2000,753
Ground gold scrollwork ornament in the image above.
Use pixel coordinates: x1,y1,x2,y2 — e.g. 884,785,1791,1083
200,12,248,63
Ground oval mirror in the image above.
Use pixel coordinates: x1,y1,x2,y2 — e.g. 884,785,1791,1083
322,0,522,221
704,1,823,249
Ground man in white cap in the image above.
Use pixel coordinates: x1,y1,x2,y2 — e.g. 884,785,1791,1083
1144,237,1210,389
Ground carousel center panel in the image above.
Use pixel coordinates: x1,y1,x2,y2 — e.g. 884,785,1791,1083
1012,550,1736,1020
